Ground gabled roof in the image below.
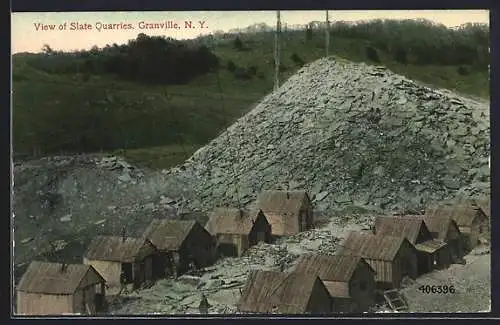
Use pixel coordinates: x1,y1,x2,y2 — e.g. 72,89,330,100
205,208,265,235
84,236,155,263
474,197,490,218
238,270,323,313
426,203,486,227
293,254,374,283
422,215,460,241
257,190,310,214
340,232,408,261
17,261,104,295
374,215,429,244
142,219,197,251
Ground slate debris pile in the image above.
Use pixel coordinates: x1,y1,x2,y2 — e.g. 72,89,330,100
164,57,489,213
13,57,490,298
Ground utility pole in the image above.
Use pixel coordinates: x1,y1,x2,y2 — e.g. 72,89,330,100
274,10,281,91
325,10,330,57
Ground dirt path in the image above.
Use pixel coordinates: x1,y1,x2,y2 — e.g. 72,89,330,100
402,247,491,313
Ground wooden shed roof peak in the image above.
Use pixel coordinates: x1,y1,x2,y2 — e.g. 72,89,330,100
238,270,321,314
293,253,373,283
17,261,104,295
84,236,154,263
257,190,309,214
142,219,198,251
205,207,264,235
341,231,408,261
374,215,428,244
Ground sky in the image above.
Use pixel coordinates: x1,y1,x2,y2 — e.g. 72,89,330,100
11,10,489,54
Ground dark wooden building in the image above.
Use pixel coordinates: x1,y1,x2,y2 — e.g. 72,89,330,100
205,208,272,257
83,236,156,289
374,215,451,274
340,232,418,290
294,254,376,312
16,261,106,315
257,190,314,237
427,203,489,251
474,196,491,219
142,219,216,278
422,214,464,262
237,270,331,314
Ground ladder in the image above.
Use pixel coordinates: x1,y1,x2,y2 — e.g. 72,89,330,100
383,289,409,312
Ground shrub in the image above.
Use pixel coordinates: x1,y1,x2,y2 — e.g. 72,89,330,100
234,37,244,51
366,46,380,63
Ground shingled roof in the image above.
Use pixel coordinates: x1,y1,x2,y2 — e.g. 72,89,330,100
17,261,104,295
142,219,197,251
426,204,486,227
340,232,407,261
374,215,429,244
237,270,323,314
294,254,373,283
84,236,155,263
257,190,309,214
205,208,264,235
422,214,458,241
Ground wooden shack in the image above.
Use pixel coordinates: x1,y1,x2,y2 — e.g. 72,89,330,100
294,254,376,312
257,190,314,237
427,204,489,251
205,208,272,257
83,236,156,289
474,197,491,219
142,220,215,278
237,270,331,314
374,215,451,274
16,261,106,315
422,214,464,262
340,232,418,290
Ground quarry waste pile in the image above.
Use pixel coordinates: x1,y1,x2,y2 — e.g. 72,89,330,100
13,57,490,291
166,57,490,214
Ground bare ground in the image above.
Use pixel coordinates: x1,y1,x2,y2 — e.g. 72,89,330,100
402,246,491,313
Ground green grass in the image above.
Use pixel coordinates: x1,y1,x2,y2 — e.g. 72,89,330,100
12,31,489,169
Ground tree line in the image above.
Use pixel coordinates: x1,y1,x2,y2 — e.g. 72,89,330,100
25,33,220,85
324,19,489,68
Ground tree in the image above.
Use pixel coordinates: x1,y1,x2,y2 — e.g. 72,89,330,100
306,24,313,41
41,44,53,55
233,37,244,51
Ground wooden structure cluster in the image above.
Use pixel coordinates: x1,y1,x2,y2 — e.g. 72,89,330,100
15,189,313,315
237,198,490,314
16,190,489,315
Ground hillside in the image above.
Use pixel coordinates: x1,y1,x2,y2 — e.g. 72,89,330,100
12,20,489,168
12,20,490,311
13,56,489,281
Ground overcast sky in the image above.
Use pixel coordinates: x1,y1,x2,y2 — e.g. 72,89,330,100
11,10,489,53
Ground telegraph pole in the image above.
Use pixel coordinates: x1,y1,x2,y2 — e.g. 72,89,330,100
325,10,330,57
274,10,281,91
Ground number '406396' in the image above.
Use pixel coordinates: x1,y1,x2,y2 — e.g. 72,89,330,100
418,285,456,294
